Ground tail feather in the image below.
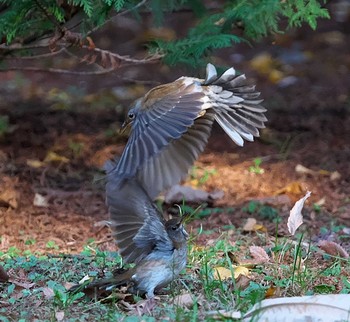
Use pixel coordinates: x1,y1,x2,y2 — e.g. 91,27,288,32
203,64,266,146
69,268,135,295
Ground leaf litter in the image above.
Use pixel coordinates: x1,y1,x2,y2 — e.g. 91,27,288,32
1,17,350,321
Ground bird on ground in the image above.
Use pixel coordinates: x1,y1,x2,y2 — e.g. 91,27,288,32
72,64,266,303
74,175,188,299
110,63,267,200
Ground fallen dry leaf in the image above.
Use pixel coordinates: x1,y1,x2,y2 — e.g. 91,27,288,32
213,266,233,280
233,266,250,279
318,240,349,258
26,159,46,168
9,279,35,289
0,181,18,209
243,218,257,231
265,285,278,298
55,311,65,321
242,218,267,232
275,181,304,196
330,171,341,181
33,193,49,207
44,151,69,164
287,191,311,235
64,282,77,290
173,293,195,308
235,275,251,290
295,164,316,175
207,309,241,319
42,287,55,299
295,164,341,182
249,246,270,264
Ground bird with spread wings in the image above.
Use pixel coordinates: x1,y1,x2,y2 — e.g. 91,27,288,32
106,63,266,266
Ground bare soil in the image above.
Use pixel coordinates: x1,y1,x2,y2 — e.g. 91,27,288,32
0,18,349,255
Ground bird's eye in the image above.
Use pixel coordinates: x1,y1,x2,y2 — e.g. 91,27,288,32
171,226,177,231
128,112,135,120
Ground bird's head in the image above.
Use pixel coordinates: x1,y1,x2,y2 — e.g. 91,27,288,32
120,99,142,133
165,217,189,247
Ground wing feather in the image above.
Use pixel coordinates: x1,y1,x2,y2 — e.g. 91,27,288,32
106,177,172,264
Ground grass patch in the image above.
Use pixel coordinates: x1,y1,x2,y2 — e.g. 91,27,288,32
1,224,349,321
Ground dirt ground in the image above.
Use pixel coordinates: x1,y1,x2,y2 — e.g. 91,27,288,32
0,16,349,256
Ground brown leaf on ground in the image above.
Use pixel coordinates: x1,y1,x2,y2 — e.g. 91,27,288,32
26,159,46,168
242,218,267,232
265,285,279,298
0,176,18,209
287,191,311,235
235,275,251,290
249,246,270,264
173,293,197,308
233,266,250,279
44,151,69,164
318,240,349,258
42,287,55,299
213,267,232,280
275,181,304,196
9,279,35,289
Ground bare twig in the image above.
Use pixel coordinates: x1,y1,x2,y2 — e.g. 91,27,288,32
0,45,163,75
63,48,105,71
0,66,117,75
4,48,66,60
0,0,162,75
94,237,114,245
0,43,52,51
80,45,164,64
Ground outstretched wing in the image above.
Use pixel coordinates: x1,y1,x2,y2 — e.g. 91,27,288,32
106,176,173,264
136,111,215,199
110,79,206,182
111,64,266,199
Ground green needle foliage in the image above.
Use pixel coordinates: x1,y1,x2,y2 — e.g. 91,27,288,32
0,0,330,65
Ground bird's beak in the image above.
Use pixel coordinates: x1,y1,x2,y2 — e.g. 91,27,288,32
179,214,189,240
181,225,189,240
119,121,131,134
